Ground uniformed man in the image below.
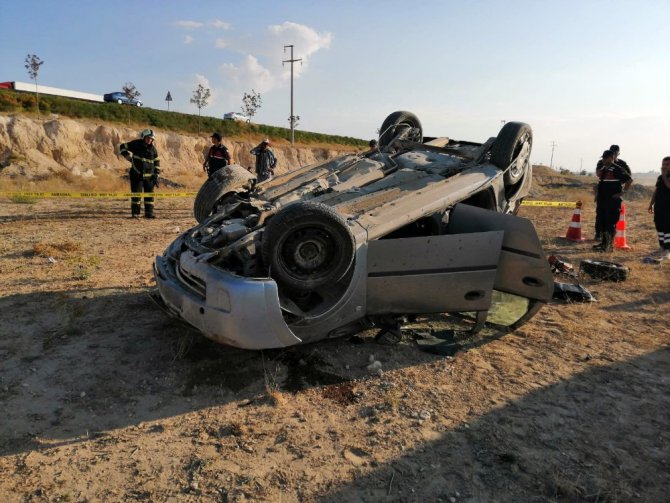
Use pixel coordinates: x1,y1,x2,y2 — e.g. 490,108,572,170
119,129,160,219
593,149,632,252
203,131,231,177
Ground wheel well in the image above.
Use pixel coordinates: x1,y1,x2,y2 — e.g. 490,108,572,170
459,189,496,211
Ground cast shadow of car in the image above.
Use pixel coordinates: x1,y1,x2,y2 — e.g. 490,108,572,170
318,347,670,501
0,287,510,457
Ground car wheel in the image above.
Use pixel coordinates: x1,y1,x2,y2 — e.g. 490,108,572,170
490,122,532,187
580,259,629,282
136,102,142,107
262,202,356,291
193,164,255,223
117,99,123,104
378,111,422,150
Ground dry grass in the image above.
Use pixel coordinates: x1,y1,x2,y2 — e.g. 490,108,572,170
33,241,82,258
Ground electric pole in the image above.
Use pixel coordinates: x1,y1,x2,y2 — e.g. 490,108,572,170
550,141,557,169
283,45,302,145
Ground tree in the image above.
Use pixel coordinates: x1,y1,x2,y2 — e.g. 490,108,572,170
241,89,262,121
288,115,301,129
24,54,44,118
122,82,141,104
190,84,211,133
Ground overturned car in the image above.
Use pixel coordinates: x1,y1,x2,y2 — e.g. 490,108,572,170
153,111,553,349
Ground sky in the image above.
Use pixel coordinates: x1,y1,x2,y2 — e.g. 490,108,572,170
1,0,668,173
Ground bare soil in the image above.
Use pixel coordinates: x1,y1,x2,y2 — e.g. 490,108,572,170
0,181,668,502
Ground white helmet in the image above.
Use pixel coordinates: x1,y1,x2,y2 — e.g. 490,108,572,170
140,129,155,139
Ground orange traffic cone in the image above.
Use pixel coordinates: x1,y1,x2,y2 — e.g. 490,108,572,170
614,203,631,250
563,201,586,242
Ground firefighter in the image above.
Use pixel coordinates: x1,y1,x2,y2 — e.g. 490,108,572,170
119,129,160,219
203,131,231,177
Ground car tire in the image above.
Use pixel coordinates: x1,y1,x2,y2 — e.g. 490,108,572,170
193,164,255,223
490,122,532,187
378,111,423,150
262,202,356,291
580,259,629,282
117,99,123,104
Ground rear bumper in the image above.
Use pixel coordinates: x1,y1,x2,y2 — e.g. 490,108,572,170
153,251,302,349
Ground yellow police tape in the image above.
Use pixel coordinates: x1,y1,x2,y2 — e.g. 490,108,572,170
0,191,197,198
0,192,578,207
520,200,577,208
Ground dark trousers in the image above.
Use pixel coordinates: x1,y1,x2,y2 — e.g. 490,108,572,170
596,196,621,242
130,176,155,216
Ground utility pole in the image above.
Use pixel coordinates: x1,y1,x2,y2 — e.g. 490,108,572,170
283,45,302,145
550,141,558,169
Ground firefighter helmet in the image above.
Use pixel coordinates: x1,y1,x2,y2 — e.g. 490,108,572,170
141,129,155,139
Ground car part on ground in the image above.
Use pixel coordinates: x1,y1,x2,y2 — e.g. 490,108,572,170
552,282,597,303
580,259,629,282
154,110,551,349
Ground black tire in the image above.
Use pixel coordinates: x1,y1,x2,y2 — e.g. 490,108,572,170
262,202,355,291
378,111,422,150
193,164,254,223
490,122,532,187
580,259,629,282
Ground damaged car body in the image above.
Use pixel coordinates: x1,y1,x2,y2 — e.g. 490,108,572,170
153,111,553,349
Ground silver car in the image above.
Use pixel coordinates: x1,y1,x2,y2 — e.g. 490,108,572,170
153,111,553,349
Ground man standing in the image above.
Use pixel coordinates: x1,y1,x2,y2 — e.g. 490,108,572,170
609,145,632,176
594,144,633,240
593,150,632,252
203,131,231,177
250,139,277,182
119,129,160,219
647,156,670,260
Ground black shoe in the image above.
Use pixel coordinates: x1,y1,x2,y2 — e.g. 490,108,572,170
131,214,140,219
592,243,604,250
145,214,156,219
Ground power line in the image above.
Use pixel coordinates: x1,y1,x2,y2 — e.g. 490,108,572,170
282,45,302,145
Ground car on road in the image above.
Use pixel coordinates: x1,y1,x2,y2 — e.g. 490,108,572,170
153,111,553,349
223,112,250,122
103,92,143,106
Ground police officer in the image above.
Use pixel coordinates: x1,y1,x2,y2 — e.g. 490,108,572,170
203,131,231,177
593,149,632,252
119,129,160,218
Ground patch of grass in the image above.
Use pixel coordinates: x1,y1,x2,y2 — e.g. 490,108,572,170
33,241,82,258
9,194,38,204
69,254,100,280
382,387,403,411
0,89,367,148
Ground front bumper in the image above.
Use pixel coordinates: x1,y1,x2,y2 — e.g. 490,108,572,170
153,250,302,349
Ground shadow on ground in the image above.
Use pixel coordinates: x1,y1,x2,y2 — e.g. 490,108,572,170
318,348,670,502
0,287,445,456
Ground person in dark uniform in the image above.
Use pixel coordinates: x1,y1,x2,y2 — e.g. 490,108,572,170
203,131,231,177
593,149,632,252
647,156,670,260
593,144,633,240
609,145,631,176
119,129,160,219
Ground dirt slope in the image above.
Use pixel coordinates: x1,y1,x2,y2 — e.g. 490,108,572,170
0,114,355,182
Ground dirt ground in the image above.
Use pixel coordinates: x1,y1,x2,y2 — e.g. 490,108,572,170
0,182,668,502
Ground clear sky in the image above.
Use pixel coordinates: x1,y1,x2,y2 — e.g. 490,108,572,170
1,0,668,173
